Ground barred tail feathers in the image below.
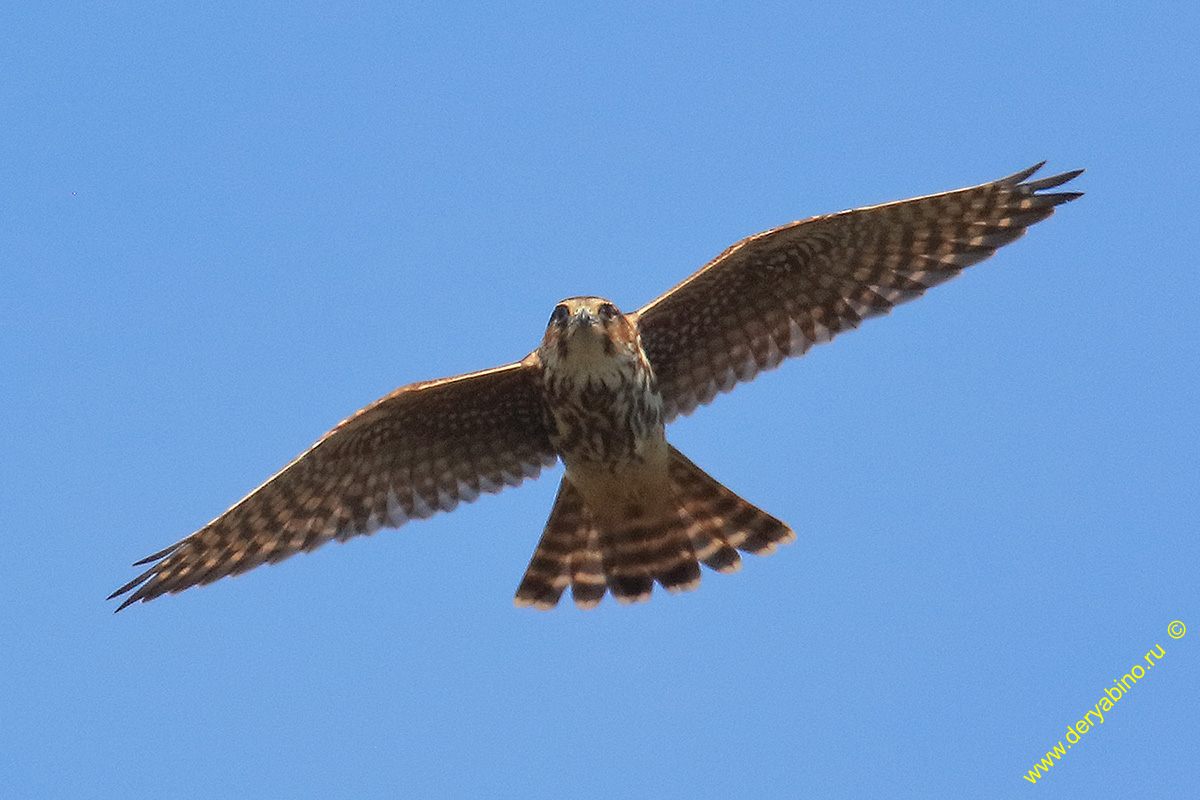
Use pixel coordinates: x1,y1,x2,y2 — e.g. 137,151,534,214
667,445,796,564
512,479,605,610
514,446,794,609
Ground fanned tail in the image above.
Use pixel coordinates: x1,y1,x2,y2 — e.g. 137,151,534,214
514,445,794,609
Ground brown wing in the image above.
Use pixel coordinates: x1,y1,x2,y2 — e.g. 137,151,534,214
110,354,554,610
635,163,1083,422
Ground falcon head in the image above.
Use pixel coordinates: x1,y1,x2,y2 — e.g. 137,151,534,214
538,296,642,369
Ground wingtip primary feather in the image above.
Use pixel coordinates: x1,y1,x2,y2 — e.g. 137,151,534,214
132,541,183,566
1001,161,1047,186
1007,163,1085,206
112,596,139,613
1000,162,1085,198
1024,167,1085,192
107,564,157,605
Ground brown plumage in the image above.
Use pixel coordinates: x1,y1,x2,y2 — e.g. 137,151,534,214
514,445,792,609
111,163,1082,611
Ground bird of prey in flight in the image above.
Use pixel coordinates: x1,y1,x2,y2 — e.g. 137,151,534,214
111,163,1082,611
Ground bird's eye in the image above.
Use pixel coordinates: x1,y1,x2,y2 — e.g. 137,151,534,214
549,304,569,326
598,302,618,321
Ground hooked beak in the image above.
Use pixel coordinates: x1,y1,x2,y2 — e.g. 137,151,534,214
570,308,599,330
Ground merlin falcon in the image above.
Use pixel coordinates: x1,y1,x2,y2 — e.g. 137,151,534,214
111,163,1083,611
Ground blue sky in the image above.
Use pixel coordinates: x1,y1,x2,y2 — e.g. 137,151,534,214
2,3,1197,798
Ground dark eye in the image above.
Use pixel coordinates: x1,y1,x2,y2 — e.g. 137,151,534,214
549,304,569,326
598,302,618,321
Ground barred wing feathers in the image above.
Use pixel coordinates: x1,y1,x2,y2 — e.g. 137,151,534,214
636,163,1083,422
110,355,555,610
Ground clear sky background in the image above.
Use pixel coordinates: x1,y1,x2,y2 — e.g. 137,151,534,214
2,3,1197,798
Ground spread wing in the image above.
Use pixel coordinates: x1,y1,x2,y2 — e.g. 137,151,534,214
635,163,1083,422
110,355,554,610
